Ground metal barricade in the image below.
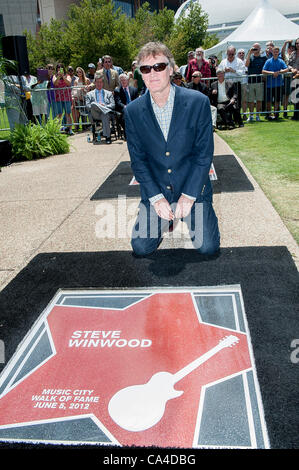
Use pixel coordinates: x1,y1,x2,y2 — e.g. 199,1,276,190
199,72,298,120
1,75,298,134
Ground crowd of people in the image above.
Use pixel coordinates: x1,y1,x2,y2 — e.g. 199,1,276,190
175,40,299,128
3,38,299,137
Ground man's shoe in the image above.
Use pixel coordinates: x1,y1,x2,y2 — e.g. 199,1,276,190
246,116,253,122
106,137,111,144
256,115,261,121
239,123,244,128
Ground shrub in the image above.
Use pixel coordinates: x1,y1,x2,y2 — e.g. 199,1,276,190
10,118,70,161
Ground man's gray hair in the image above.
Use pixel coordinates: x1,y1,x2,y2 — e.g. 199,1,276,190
137,42,175,70
119,73,129,81
227,45,236,53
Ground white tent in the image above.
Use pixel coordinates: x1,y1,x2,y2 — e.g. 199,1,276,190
204,0,299,58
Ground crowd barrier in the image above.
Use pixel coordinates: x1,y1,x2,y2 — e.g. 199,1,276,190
1,73,299,132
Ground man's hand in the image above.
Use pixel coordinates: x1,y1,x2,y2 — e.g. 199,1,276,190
175,194,195,219
154,197,174,221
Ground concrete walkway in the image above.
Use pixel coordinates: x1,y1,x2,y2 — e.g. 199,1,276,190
0,132,298,291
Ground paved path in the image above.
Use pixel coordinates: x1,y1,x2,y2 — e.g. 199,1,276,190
0,132,298,291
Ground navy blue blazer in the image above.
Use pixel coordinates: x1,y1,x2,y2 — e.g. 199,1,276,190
124,85,214,204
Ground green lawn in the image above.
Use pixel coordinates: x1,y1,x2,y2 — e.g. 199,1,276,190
217,118,299,244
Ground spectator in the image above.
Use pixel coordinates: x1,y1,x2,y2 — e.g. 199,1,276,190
245,43,267,121
67,66,78,128
72,67,91,131
185,59,199,84
195,48,211,82
85,73,115,144
237,49,248,117
4,74,27,131
281,40,294,118
21,71,36,122
289,37,299,120
172,72,186,87
97,59,103,71
219,46,246,119
208,55,218,84
53,63,74,134
30,77,48,124
133,61,146,95
187,71,209,95
68,66,77,86
265,41,280,59
46,63,58,119
262,46,288,120
110,58,124,76
114,73,138,138
187,71,216,129
128,60,137,87
210,68,243,129
86,63,96,82
179,51,195,78
102,55,120,92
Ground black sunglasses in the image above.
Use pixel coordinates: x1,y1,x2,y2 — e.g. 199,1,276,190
140,62,169,74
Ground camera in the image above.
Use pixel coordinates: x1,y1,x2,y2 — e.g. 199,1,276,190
252,48,258,51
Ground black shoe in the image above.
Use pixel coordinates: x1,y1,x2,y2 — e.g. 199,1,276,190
239,123,244,127
106,137,111,144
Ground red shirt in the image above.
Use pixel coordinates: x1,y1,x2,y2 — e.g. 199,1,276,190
54,77,72,102
198,59,211,78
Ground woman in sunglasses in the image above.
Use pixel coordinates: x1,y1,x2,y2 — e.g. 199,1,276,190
125,42,220,258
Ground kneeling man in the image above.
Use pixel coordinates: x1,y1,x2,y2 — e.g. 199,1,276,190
124,42,220,257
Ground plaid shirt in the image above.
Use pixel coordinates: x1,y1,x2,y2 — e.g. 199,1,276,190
199,59,211,78
150,84,175,141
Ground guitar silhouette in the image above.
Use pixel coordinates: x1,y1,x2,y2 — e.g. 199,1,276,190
108,335,239,432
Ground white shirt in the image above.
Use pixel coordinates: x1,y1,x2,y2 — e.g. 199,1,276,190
219,57,246,82
217,81,228,103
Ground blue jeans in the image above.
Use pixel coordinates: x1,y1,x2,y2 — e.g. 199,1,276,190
131,200,220,256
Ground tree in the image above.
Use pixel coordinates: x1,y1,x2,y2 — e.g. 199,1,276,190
64,0,132,69
25,0,133,71
168,3,217,66
24,0,216,72
25,18,70,71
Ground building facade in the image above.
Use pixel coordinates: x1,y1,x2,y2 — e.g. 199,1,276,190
0,0,182,38
0,0,39,36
